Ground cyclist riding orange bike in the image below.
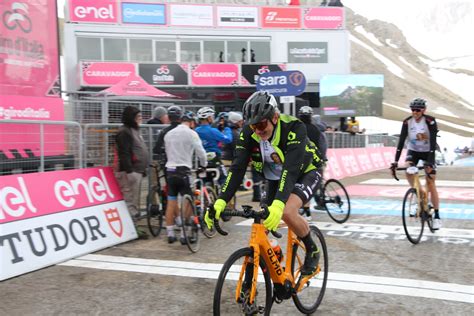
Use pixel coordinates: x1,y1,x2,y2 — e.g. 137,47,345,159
391,97,441,230
205,91,324,276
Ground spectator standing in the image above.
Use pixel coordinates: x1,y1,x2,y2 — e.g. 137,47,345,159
153,106,182,167
147,106,170,124
115,106,149,239
196,107,233,185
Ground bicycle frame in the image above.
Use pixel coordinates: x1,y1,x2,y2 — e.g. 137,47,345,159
237,222,317,305
406,166,429,217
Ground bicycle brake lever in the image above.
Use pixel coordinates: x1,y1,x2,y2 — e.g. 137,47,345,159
270,230,282,239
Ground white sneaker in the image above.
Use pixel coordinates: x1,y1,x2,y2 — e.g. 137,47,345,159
432,218,442,230
409,207,417,217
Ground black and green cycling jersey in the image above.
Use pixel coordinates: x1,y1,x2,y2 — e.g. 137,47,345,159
218,114,322,204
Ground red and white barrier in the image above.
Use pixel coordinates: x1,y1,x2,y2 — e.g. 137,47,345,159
0,167,136,281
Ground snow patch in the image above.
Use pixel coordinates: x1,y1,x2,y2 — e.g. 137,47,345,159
431,107,459,118
398,56,424,74
429,68,474,105
386,39,398,49
350,34,405,79
354,25,383,47
457,100,474,111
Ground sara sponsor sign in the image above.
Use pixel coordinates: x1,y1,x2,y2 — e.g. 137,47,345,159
139,64,189,85
69,0,118,23
261,7,301,28
169,4,214,27
216,6,258,28
303,7,344,29
1,0,61,97
0,167,137,281
256,70,306,97
191,64,239,86
288,42,328,63
121,2,166,25
241,64,286,86
80,62,137,86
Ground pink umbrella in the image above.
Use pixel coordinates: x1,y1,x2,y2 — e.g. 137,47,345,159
102,74,176,98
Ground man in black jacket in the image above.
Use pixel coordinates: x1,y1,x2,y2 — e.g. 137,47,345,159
391,98,441,229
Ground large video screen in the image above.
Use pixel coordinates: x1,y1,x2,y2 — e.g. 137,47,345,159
320,74,384,117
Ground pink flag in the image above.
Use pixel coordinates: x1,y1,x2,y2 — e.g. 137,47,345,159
102,74,175,97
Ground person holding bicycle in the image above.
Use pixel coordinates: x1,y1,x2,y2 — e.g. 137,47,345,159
205,91,324,276
391,98,441,230
164,107,208,244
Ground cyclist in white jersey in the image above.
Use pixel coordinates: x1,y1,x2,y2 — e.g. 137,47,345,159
391,98,441,230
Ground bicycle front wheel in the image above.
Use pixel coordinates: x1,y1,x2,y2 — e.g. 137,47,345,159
402,188,424,244
214,247,272,316
146,189,163,237
323,179,351,223
180,194,200,253
291,226,328,314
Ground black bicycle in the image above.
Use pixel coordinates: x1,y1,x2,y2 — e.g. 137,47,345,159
146,163,167,237
313,177,351,224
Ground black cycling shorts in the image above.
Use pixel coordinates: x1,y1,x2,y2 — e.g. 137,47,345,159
262,169,322,206
405,150,436,174
166,167,192,198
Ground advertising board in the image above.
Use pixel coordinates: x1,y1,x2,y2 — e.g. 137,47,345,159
256,70,306,97
121,2,166,25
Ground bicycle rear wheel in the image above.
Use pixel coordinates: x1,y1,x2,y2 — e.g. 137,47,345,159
291,226,328,314
202,185,218,238
179,194,200,253
402,188,424,244
214,247,272,316
323,179,351,223
146,189,163,237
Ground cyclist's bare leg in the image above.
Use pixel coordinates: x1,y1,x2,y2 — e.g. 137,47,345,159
282,193,309,238
425,169,439,209
166,199,178,227
404,161,415,187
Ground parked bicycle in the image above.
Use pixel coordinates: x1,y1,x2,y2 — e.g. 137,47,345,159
310,177,351,224
210,205,328,315
146,163,167,237
193,167,220,238
391,165,435,244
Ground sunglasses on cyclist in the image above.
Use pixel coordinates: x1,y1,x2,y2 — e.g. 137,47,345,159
250,119,269,131
411,108,423,112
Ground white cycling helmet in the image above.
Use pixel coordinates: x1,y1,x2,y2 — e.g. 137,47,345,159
197,107,215,119
298,106,313,116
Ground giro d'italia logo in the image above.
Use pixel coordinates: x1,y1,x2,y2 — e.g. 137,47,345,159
3,2,32,33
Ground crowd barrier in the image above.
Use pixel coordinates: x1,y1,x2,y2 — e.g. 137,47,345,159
0,120,400,177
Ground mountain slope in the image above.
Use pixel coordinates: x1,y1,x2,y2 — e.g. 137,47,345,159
346,8,473,137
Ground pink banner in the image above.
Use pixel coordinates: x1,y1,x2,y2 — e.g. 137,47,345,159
325,147,397,180
81,62,137,86
0,95,65,156
303,7,344,29
0,0,60,97
191,64,239,86
69,0,118,24
0,167,123,224
261,7,301,28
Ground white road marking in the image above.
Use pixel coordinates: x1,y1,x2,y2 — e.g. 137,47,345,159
60,254,474,304
360,179,474,187
237,220,474,239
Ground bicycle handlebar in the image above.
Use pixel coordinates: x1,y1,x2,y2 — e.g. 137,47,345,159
390,165,434,181
209,205,282,238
